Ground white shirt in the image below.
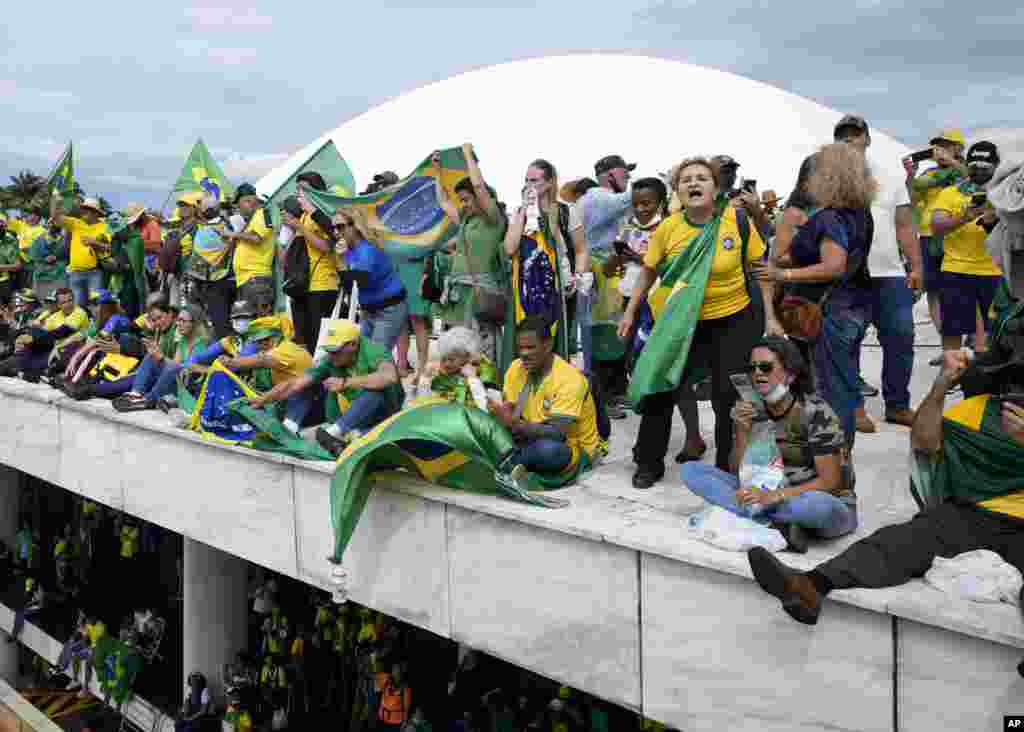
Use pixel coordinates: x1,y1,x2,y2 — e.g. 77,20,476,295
868,154,912,279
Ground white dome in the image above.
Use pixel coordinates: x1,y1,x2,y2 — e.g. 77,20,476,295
256,54,911,203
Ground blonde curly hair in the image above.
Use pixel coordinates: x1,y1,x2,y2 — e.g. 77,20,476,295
669,157,721,193
807,143,877,209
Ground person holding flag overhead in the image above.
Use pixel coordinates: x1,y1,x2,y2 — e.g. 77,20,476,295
618,157,779,489
250,319,403,457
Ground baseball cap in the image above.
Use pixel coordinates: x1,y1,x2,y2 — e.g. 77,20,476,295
594,155,636,177
930,129,966,147
833,114,870,140
372,171,400,187
321,319,361,352
966,141,1000,168
233,182,258,203
711,155,739,170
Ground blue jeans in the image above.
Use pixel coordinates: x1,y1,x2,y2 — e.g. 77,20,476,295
856,276,914,410
506,438,572,475
67,269,103,307
681,462,858,538
130,356,182,400
814,306,868,447
361,300,408,351
286,386,395,435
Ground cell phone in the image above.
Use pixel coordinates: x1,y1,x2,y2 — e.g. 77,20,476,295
971,193,988,207
742,179,757,193
908,149,933,164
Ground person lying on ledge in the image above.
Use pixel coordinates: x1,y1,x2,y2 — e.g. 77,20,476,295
251,319,403,457
748,350,1024,625
682,337,857,553
489,316,600,491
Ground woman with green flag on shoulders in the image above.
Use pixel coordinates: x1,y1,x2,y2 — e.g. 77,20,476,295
617,157,782,489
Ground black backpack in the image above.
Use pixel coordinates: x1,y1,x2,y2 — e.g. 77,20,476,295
282,208,331,300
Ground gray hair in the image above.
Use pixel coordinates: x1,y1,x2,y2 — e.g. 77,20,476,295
436,326,480,359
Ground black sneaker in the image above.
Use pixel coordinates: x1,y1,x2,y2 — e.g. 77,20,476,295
316,427,346,458
858,378,879,398
773,522,808,554
632,465,664,489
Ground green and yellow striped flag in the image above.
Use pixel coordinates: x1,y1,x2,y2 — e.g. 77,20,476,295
172,138,236,203
46,142,75,209
301,145,471,261
329,398,567,564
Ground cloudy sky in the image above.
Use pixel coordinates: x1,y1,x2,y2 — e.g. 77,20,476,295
2,0,1022,208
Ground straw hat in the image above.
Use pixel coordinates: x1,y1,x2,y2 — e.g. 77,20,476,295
761,190,780,206
79,197,104,215
123,203,147,226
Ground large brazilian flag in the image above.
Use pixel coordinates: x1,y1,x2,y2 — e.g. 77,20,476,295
328,398,569,564
46,142,75,210
300,145,472,261
266,139,356,229
172,138,235,203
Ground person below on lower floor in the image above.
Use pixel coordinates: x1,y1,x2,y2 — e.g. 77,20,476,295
681,337,857,552
251,319,403,457
747,350,1024,625
489,316,600,489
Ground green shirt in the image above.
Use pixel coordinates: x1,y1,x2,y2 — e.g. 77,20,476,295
0,231,20,282
29,233,67,283
452,213,505,277
306,336,404,422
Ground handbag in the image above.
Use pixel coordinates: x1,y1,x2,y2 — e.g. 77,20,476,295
773,283,835,341
461,224,508,325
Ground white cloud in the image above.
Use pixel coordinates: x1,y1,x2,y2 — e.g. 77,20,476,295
222,152,290,180
0,135,68,162
183,6,274,30
175,39,258,66
95,174,169,191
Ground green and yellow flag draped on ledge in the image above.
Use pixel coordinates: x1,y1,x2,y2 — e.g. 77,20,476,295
46,142,75,210
300,145,469,260
626,202,725,405
328,398,569,564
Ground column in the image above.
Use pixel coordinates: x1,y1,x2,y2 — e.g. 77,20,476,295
0,466,20,684
182,537,248,703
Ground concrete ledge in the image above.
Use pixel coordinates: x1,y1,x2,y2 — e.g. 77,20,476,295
4,379,1024,728
0,678,64,732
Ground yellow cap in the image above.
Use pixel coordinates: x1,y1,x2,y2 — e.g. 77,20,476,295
930,129,966,146
321,319,361,352
176,191,207,208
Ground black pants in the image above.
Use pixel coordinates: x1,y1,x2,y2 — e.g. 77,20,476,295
291,290,339,352
634,304,761,472
194,278,236,341
817,502,1024,591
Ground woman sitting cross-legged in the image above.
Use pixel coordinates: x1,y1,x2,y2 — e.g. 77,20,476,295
680,336,858,552
413,326,497,410
113,305,210,412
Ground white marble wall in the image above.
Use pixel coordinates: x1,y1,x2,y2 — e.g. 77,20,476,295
57,407,125,509
898,617,1024,731
446,505,642,712
0,390,61,484
641,554,893,732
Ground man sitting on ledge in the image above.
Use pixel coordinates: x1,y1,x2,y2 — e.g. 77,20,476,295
489,316,600,490
250,319,403,457
748,350,1024,625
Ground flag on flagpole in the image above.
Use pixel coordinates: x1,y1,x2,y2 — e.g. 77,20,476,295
265,140,356,229
46,142,75,210
172,138,236,203
300,145,471,261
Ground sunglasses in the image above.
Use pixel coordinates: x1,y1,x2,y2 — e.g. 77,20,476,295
747,361,777,375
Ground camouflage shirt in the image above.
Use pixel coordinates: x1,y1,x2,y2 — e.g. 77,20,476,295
0,231,20,282
772,394,854,505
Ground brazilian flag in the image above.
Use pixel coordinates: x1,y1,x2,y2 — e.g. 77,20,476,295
329,398,568,564
266,139,356,229
300,145,471,260
92,637,144,707
172,138,235,203
46,142,75,210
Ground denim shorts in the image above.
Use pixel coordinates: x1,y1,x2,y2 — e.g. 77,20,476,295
939,271,1001,337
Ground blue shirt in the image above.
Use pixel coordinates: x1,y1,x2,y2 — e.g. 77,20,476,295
580,188,632,255
185,339,258,368
789,208,873,310
343,239,404,308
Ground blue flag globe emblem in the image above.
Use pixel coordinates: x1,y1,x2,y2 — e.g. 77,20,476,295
376,176,444,235
200,177,221,201
52,175,65,190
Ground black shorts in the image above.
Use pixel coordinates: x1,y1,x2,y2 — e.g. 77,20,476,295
939,271,1001,337
919,235,944,292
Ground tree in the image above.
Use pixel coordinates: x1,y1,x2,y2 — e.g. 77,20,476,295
6,170,46,209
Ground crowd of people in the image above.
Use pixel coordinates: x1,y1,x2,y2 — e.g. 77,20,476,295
4,111,1024,708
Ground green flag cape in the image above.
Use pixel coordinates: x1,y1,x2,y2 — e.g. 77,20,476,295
300,146,470,261
910,395,1024,510
266,140,356,229
92,637,144,706
626,204,725,405
328,398,569,563
172,138,236,203
46,142,75,210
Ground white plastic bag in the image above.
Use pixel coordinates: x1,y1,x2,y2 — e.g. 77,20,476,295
687,505,787,553
924,549,1023,605
730,374,787,517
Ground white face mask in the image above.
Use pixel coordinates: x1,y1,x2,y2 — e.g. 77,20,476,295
764,383,791,404
232,318,252,335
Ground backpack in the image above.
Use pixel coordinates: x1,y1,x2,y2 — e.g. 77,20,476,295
736,206,765,335
421,251,444,303
282,208,332,300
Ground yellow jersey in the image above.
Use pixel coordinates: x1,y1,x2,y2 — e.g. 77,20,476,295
932,186,1001,276
301,212,340,292
268,339,313,386
44,306,90,348
7,219,46,261
502,355,600,472
63,216,112,272
234,209,275,286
